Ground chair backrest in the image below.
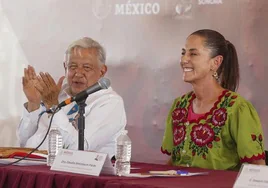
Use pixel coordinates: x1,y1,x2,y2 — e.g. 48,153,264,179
265,150,268,165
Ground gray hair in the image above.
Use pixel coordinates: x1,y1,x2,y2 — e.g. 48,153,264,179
65,37,106,65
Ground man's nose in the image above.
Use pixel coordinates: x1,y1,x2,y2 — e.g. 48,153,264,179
74,68,85,77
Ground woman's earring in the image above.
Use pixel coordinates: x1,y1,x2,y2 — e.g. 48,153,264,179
213,71,219,80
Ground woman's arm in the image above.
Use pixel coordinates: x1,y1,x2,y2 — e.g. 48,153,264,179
167,157,173,165
248,159,266,165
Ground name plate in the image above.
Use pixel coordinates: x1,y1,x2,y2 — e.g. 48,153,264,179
233,164,268,188
51,149,115,176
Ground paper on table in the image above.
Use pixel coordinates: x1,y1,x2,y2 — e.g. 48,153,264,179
13,156,47,162
150,170,188,175
9,152,48,159
0,158,47,166
31,152,48,158
112,164,140,170
130,167,140,170
122,170,209,178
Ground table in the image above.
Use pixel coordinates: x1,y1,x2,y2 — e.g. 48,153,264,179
0,162,238,188
0,147,47,158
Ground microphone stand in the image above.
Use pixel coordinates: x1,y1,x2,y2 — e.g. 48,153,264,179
77,99,87,150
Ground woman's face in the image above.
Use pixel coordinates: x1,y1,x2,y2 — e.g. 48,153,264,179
180,35,216,84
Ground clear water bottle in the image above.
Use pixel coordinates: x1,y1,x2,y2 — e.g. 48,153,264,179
115,130,131,176
47,127,63,166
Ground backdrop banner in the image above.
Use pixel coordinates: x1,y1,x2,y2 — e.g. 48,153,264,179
0,0,267,163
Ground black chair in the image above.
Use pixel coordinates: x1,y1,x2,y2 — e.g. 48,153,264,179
111,155,116,161
265,150,268,165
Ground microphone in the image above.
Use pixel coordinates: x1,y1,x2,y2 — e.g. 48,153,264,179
58,77,111,108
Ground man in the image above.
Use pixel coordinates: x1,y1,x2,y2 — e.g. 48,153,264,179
17,37,127,158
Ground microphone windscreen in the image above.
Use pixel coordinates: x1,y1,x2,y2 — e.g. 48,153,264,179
99,77,111,89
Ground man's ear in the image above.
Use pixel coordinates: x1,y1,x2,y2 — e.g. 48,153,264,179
100,64,107,77
63,62,67,73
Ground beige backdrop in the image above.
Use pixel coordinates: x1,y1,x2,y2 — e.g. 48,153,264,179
0,0,267,164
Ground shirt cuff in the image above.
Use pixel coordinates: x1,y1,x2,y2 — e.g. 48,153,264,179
22,102,43,123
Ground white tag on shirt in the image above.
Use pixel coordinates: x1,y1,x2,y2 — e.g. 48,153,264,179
233,164,268,188
51,149,115,176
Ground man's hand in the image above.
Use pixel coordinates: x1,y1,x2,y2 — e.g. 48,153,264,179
35,72,65,109
22,65,41,112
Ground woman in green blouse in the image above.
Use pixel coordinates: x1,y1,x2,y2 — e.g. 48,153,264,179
161,29,266,170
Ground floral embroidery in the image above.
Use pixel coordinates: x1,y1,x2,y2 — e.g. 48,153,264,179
173,125,186,146
177,93,191,109
246,134,265,163
168,91,240,161
170,93,193,162
191,124,215,146
189,124,215,158
211,108,227,127
221,92,237,108
229,101,235,107
172,108,187,125
225,93,231,97
242,133,266,162
171,94,191,126
172,93,192,144
161,147,171,155
172,147,181,161
251,134,264,150
240,152,266,163
231,95,237,99
251,134,257,141
188,91,238,159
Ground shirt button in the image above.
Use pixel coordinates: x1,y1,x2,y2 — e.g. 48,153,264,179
184,136,187,140
185,121,189,126
182,150,186,153
186,164,190,167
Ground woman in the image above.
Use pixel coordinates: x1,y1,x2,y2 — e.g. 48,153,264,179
161,29,266,170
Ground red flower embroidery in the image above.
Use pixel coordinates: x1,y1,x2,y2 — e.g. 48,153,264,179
211,108,227,127
258,134,263,142
225,93,231,97
251,134,263,150
214,137,221,142
172,108,187,125
231,95,237,99
207,143,213,148
229,101,235,107
192,151,196,156
190,124,215,147
173,125,186,146
202,154,206,159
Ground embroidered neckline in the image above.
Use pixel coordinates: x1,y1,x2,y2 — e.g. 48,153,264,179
188,103,205,121
187,89,229,123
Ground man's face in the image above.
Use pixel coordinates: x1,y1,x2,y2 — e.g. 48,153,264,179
65,47,107,96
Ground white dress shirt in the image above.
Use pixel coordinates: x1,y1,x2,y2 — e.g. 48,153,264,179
17,84,127,158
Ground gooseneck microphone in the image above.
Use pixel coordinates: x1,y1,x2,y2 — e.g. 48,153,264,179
58,77,111,108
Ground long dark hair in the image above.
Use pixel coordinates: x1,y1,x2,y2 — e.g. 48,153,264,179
190,29,239,91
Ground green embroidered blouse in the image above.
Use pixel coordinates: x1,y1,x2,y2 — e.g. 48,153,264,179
161,90,265,170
